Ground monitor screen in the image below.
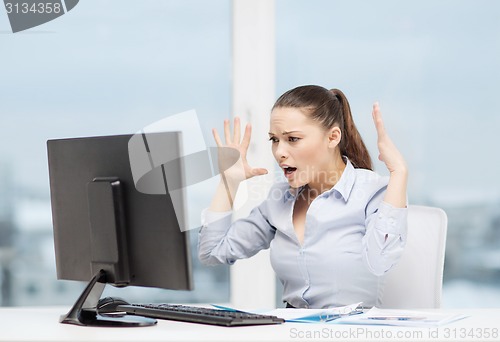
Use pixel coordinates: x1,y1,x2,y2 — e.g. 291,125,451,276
47,132,193,326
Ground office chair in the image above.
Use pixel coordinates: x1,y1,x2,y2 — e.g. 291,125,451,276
378,205,448,309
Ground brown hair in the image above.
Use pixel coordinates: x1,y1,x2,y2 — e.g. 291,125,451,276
272,85,372,170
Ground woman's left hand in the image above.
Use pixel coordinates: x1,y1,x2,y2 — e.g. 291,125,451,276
372,102,407,175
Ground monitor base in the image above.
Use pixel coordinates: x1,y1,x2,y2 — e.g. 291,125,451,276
60,269,157,327
62,310,157,327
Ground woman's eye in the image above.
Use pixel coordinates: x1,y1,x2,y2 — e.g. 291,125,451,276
269,137,278,143
289,137,300,142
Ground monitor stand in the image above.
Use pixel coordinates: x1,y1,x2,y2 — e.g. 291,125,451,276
60,269,157,327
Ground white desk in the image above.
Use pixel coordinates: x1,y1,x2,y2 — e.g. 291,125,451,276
1,306,499,342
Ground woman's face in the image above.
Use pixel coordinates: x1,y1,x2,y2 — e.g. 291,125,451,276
269,107,339,189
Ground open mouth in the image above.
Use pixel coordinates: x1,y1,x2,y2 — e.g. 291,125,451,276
283,166,297,176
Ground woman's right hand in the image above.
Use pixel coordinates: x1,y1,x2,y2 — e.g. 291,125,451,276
212,117,268,185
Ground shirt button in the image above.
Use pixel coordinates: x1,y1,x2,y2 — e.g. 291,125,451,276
388,218,395,226
378,213,384,219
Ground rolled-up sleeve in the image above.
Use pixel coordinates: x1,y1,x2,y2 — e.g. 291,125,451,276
198,204,276,266
362,188,408,276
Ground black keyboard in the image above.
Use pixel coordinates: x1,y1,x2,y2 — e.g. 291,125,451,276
116,303,285,327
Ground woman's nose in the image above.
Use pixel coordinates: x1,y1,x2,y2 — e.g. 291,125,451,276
274,143,288,160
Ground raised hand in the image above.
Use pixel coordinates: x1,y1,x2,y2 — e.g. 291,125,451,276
372,102,408,208
212,117,268,183
209,117,268,210
372,102,407,175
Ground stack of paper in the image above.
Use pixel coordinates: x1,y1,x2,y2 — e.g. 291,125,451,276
334,307,468,327
263,302,363,323
212,302,363,323
212,303,467,327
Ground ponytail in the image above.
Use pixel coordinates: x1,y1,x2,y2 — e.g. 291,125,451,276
330,89,372,170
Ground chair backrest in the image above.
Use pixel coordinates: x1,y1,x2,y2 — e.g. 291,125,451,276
378,205,448,309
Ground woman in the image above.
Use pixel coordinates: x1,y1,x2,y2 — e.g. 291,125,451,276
198,85,408,309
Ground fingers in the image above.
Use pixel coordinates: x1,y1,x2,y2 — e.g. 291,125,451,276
240,123,252,152
212,128,223,147
221,117,243,145
213,117,250,152
251,167,268,176
233,117,241,144
224,119,231,145
372,102,387,139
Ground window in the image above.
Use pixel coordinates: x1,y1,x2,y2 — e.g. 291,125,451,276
0,0,231,306
275,0,500,307
3,0,498,310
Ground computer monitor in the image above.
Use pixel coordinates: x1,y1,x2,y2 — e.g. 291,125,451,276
47,132,193,327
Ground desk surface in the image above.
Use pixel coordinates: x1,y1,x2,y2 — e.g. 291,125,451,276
1,306,499,342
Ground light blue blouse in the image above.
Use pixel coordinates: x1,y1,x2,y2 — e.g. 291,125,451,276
198,159,408,309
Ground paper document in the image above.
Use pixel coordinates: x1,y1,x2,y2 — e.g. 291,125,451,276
212,302,363,323
335,307,468,327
